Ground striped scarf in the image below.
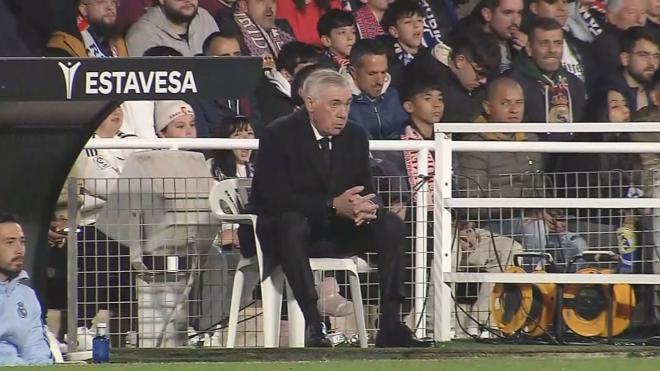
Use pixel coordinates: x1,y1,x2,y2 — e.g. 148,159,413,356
233,10,294,58
401,124,435,206
77,14,119,58
354,6,384,39
324,48,351,68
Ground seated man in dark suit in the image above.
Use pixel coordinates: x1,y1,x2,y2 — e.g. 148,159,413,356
249,68,428,348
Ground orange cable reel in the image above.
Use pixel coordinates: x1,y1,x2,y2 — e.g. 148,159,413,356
561,267,636,337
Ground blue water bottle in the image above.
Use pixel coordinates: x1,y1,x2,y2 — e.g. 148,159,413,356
92,322,110,363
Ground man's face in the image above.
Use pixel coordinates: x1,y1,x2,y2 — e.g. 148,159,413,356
484,82,525,123
208,37,242,56
160,114,197,138
79,0,118,33
353,54,388,98
0,222,25,280
649,0,660,19
623,38,660,85
607,0,646,29
482,0,524,40
243,0,276,31
530,0,569,27
389,13,424,50
160,0,199,24
322,26,357,57
405,89,444,126
451,54,487,92
306,85,352,137
527,28,564,74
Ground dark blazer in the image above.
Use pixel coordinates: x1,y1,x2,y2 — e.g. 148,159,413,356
248,108,379,268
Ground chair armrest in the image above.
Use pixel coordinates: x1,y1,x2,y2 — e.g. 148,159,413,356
211,213,257,226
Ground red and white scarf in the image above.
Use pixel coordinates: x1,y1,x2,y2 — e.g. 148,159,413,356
401,125,435,205
233,10,294,58
353,6,384,40
77,14,119,58
324,48,350,68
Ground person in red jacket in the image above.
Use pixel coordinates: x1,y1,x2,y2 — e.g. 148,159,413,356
276,0,341,45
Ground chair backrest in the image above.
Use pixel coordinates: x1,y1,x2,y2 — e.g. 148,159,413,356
208,178,252,217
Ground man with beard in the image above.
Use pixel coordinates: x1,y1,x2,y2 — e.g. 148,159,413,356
0,214,52,366
590,0,647,81
508,17,586,174
508,17,585,125
527,0,596,93
229,0,295,58
126,0,218,56
608,27,660,112
461,0,527,72
46,0,127,57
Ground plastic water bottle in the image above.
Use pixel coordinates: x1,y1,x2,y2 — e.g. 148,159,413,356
92,323,110,363
616,216,637,274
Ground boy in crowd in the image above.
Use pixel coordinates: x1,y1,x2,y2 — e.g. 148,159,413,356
399,77,443,199
317,9,357,69
382,0,425,68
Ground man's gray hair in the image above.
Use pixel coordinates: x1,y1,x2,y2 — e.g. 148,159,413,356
606,0,626,13
301,69,351,101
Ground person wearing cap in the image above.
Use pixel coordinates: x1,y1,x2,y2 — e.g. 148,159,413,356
154,101,198,138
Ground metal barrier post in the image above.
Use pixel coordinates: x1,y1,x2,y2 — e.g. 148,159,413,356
413,149,429,339
433,132,453,342
66,177,79,353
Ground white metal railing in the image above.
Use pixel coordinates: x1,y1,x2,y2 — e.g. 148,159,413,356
86,122,660,344
84,137,434,340
433,122,660,343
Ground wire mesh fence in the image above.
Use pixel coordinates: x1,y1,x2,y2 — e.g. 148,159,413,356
448,169,660,342
66,174,432,349
65,167,660,349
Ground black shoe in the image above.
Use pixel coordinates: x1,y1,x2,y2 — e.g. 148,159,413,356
375,322,433,348
305,321,333,347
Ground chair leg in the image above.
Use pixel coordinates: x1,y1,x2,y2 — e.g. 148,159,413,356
226,267,246,348
348,271,368,348
261,266,284,348
285,279,306,347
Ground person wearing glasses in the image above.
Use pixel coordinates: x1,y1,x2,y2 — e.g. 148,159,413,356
590,0,647,85
403,27,501,123
46,0,127,57
605,27,659,112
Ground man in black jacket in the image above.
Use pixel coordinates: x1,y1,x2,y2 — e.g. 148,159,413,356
249,69,428,348
508,17,586,125
605,27,659,112
527,0,596,93
590,0,647,83
508,17,586,174
404,27,501,123
255,41,318,128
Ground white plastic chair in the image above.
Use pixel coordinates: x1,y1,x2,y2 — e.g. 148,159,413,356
208,178,369,348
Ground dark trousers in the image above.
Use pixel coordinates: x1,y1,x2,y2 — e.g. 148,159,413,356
274,211,407,324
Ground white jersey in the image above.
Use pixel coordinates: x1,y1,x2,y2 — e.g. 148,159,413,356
82,131,138,199
562,40,584,82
